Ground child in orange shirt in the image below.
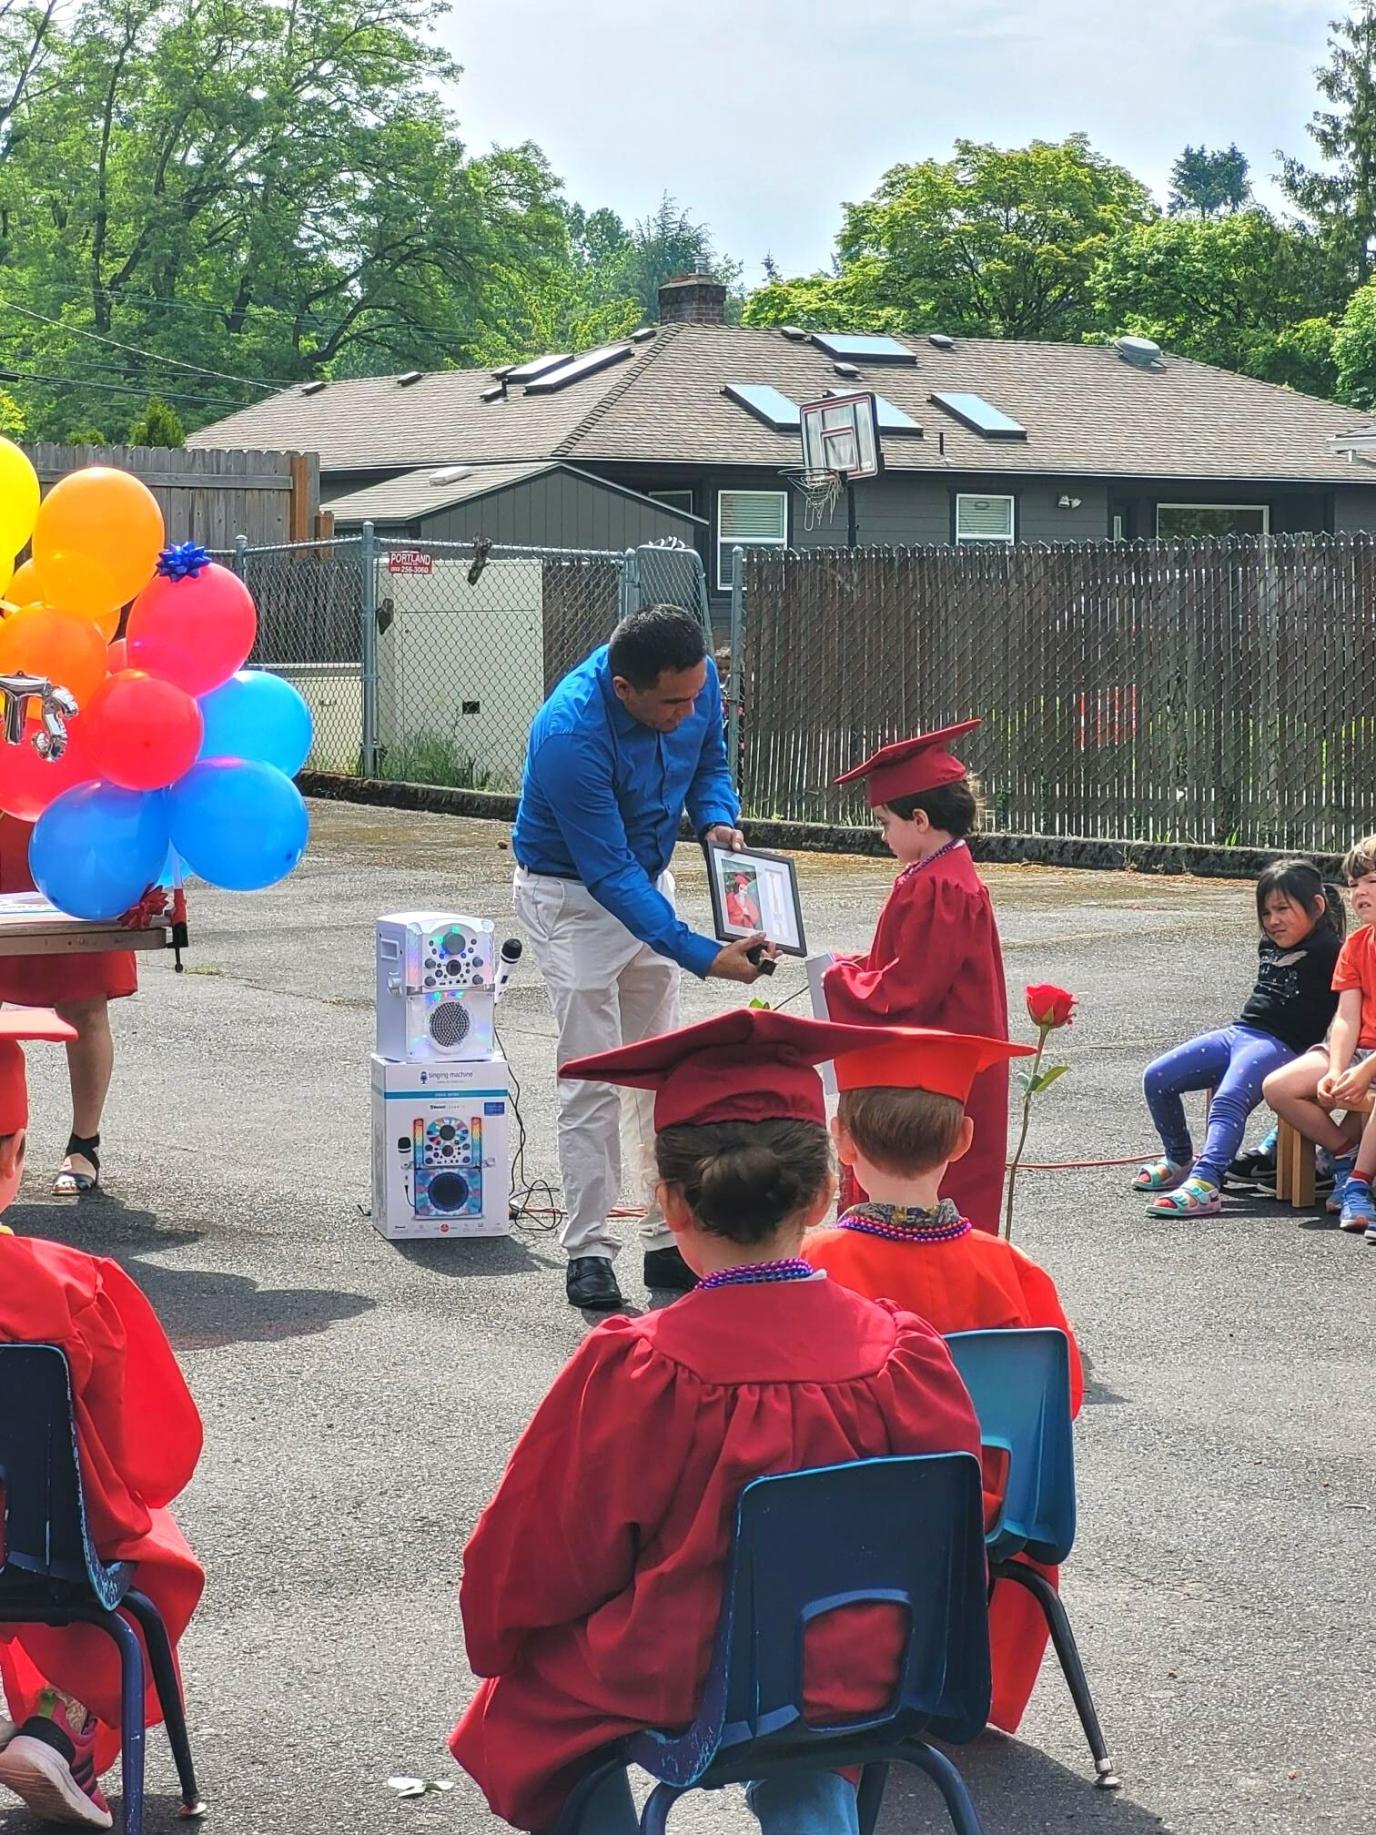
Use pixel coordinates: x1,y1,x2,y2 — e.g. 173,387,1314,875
802,1025,1081,1734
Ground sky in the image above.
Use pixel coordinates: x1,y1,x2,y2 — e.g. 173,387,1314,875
443,0,1338,286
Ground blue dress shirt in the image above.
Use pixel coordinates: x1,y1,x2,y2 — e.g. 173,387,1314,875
512,647,740,976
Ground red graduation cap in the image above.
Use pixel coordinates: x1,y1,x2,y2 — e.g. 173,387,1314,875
0,1009,78,1137
835,718,981,809
561,1008,922,1130
832,1025,1034,1103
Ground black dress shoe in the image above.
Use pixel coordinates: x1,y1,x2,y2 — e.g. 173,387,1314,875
642,1245,698,1293
566,1256,625,1311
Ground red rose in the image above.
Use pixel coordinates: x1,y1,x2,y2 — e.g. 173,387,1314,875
1025,983,1076,1029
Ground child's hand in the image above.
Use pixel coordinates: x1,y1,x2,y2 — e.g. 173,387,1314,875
1328,1065,1368,1105
1318,1070,1341,1104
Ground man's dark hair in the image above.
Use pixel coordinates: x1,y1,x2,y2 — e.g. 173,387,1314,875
608,605,706,690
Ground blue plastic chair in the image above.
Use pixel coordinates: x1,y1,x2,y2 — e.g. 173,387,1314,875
0,1344,204,1834
943,1328,1118,1790
552,1452,992,1835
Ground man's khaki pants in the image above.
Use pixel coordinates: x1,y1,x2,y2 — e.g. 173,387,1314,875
514,867,680,1260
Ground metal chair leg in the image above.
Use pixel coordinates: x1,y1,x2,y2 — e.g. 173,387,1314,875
639,1781,685,1834
88,1609,146,1835
992,1561,1120,1788
902,1741,984,1835
856,1760,890,1835
120,1589,205,1816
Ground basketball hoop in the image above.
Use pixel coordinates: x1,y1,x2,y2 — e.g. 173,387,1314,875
781,466,843,532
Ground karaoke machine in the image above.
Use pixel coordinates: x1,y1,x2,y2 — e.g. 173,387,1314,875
375,911,495,1063
370,1055,511,1240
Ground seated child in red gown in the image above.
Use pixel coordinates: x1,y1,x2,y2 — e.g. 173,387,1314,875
450,1009,983,1834
0,1013,204,1831
801,1025,1083,1736
823,720,1010,1232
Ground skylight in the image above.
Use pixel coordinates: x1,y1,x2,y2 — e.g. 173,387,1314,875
825,389,921,434
929,391,1026,439
722,383,801,431
523,343,634,394
810,333,916,364
505,353,570,383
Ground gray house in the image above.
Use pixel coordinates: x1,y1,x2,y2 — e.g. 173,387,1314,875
193,277,1376,611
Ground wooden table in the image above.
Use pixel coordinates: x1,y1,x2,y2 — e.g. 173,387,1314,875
0,892,170,959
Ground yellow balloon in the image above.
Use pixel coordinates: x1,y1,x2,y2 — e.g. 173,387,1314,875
32,467,164,623
0,437,40,559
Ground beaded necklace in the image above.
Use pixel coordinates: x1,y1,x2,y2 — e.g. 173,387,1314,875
696,1257,818,1291
835,1200,972,1246
896,835,965,885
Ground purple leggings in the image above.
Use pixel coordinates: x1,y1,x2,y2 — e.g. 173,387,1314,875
1143,1024,1294,1185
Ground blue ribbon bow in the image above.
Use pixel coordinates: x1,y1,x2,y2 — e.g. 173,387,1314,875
156,542,211,582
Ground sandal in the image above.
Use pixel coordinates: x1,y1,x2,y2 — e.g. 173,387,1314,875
52,1133,100,1197
1147,1175,1221,1217
1132,1157,1189,1193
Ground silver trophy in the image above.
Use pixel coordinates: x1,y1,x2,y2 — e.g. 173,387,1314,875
0,672,80,757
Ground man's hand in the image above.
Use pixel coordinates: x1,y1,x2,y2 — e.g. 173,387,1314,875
707,933,779,984
703,823,746,853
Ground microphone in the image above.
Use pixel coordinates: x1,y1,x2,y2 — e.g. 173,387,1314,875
493,936,523,1003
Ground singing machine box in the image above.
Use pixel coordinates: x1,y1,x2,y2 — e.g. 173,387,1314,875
370,1055,512,1240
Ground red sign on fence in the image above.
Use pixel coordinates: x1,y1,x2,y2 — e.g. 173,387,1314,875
387,550,433,575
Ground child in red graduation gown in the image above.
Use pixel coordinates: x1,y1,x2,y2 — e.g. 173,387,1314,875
823,720,1010,1233
450,1009,983,1834
801,1024,1082,1736
0,1012,204,1830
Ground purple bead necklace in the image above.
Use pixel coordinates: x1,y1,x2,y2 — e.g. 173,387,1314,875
897,835,965,884
696,1257,817,1291
836,1203,972,1246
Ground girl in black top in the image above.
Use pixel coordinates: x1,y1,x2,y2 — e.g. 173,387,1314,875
1134,860,1344,1217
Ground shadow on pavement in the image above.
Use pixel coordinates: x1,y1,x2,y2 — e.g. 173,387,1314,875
882,1733,1164,1833
391,1234,544,1277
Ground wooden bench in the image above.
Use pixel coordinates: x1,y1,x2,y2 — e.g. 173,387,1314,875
1274,1090,1375,1207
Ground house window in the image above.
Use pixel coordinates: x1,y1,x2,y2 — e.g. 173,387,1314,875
717,489,787,589
649,489,696,515
1155,503,1270,539
955,493,1015,544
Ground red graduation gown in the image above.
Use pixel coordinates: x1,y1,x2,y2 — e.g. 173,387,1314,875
801,1223,1082,1733
823,844,1009,1233
450,1279,982,1831
0,1236,203,1774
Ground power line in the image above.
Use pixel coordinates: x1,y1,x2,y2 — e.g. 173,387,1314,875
0,299,294,391
0,365,248,410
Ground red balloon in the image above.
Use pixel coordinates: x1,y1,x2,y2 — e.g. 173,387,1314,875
0,713,98,821
106,637,128,672
126,563,257,697
88,669,204,791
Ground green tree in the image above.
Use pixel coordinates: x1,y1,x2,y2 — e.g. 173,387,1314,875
127,396,184,445
1168,143,1252,217
1280,4,1376,286
1091,210,1344,394
0,386,25,434
1333,276,1376,404
746,136,1155,341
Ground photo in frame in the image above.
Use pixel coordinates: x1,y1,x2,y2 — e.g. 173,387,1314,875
705,843,807,957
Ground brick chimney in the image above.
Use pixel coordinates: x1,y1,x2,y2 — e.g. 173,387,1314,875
658,274,728,325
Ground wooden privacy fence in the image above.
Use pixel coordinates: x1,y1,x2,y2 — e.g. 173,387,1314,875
22,444,327,549
740,535,1376,851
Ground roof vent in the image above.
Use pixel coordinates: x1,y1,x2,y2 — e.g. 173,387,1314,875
396,370,424,387
429,466,472,486
479,383,507,403
780,326,809,342
1114,335,1163,370
490,364,515,379
833,361,862,379
630,325,657,342
300,380,326,396
927,334,955,350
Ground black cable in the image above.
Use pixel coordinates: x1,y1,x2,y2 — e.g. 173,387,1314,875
494,1018,562,1236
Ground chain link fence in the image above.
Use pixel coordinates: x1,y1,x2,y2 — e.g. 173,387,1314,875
735,534,1376,853
232,531,712,788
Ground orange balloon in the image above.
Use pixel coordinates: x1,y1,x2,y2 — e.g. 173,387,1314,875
0,604,109,708
32,468,165,625
8,558,40,605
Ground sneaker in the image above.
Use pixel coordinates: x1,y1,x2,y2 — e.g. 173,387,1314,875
1338,1179,1376,1233
1327,1155,1357,1214
0,1695,112,1828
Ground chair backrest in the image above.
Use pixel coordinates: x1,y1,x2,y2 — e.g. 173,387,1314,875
711,1453,991,1756
0,1344,107,1596
943,1328,1076,1565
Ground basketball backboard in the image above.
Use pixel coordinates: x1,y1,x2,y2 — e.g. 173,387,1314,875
799,392,883,481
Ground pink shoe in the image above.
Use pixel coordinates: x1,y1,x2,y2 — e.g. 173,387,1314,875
0,1696,112,1828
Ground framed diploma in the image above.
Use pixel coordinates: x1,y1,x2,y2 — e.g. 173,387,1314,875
705,843,808,957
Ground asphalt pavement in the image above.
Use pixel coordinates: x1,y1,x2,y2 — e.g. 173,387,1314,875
6,800,1374,1835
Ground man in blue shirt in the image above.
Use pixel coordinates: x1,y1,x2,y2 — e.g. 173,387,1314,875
513,605,775,1311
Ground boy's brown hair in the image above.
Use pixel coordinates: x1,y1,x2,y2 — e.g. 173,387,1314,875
881,773,984,839
838,1084,966,1177
1342,834,1376,883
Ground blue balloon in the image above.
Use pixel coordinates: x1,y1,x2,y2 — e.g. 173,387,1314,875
30,784,169,923
166,759,309,892
196,670,314,777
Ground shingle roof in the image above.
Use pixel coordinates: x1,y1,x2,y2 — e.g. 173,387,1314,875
326,458,706,525
192,325,1376,485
